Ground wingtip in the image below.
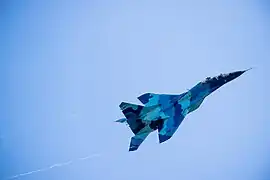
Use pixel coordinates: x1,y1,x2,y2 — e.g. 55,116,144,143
158,134,171,144
129,146,139,152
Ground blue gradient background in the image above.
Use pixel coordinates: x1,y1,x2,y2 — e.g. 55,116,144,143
1,0,269,180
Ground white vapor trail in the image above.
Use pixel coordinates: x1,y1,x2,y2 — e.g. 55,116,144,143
6,153,101,180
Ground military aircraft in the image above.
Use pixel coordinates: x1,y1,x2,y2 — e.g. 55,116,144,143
116,69,251,151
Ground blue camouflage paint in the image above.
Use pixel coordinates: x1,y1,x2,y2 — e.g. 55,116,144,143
116,69,251,151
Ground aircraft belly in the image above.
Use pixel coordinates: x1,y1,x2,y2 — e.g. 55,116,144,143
137,125,155,134
144,107,161,120
141,106,169,122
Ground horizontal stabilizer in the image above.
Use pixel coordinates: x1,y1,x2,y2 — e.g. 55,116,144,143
119,102,145,134
119,102,143,111
115,118,127,123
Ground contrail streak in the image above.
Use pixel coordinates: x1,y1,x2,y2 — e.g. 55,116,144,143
6,153,101,180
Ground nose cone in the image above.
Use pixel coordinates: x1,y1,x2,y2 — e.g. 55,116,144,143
223,70,247,81
207,69,251,92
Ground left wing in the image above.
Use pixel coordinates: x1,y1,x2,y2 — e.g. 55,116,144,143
129,131,150,151
157,92,191,143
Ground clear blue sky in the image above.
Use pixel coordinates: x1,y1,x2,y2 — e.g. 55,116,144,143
1,0,269,180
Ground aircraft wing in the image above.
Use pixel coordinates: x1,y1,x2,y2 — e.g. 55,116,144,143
129,131,150,151
157,104,187,143
157,92,191,143
137,93,186,107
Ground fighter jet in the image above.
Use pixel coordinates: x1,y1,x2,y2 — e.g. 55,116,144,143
116,69,251,151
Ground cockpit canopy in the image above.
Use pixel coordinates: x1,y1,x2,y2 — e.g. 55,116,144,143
202,73,227,83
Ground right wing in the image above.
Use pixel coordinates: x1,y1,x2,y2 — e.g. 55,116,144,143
137,93,187,107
